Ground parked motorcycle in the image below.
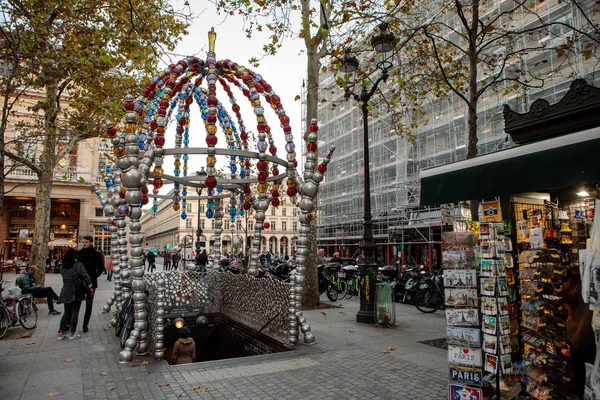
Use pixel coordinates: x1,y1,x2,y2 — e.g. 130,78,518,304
266,261,294,281
394,266,429,304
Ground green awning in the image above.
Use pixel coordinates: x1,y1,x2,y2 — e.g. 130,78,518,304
419,127,600,207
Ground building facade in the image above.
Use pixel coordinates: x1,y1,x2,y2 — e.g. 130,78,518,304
311,0,600,265
1,89,112,261
140,192,302,260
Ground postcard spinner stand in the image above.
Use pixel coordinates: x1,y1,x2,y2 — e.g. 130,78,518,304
479,222,521,399
443,231,485,400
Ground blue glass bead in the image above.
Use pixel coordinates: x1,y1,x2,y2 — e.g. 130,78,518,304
217,188,223,193
206,210,214,218
239,210,245,216
230,217,236,223
181,212,187,220
182,190,187,196
230,165,237,173
206,202,214,210
174,168,181,175
183,139,189,146
183,154,189,161
174,183,180,188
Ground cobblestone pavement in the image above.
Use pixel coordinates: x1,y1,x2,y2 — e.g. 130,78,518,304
0,268,448,399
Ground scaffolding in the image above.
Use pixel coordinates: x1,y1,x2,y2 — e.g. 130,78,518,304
310,0,600,263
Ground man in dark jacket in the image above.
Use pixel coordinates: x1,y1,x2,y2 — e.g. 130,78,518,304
146,250,156,272
196,249,208,273
77,236,104,333
18,265,61,315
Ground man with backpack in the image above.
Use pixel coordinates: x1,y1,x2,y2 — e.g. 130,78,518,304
77,236,104,333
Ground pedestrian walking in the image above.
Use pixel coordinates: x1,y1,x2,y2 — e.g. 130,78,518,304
18,265,61,315
146,250,156,272
77,235,104,333
170,327,196,365
164,251,171,271
57,248,92,340
197,249,208,274
106,259,114,281
172,252,180,271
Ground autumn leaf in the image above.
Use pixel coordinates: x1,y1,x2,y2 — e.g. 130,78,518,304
381,349,390,354
100,372,110,376
348,330,354,333
327,325,333,328
64,358,73,363
107,387,115,391
388,347,396,351
47,393,59,398
294,95,301,101
156,383,170,387
142,361,152,365
26,342,35,345
194,385,208,393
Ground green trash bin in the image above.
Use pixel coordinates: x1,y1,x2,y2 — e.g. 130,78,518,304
375,281,396,325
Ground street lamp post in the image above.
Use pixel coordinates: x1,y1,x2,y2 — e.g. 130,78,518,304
339,22,395,324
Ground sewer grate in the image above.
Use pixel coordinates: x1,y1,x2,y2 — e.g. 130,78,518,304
417,337,447,350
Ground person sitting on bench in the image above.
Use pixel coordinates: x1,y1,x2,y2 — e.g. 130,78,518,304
18,265,61,315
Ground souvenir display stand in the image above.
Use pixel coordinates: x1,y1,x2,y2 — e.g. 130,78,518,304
443,232,484,400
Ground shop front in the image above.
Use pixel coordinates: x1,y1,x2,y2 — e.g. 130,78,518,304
419,80,600,399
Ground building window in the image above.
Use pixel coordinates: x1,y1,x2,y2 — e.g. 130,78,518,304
283,208,287,216
186,203,192,213
271,208,276,216
95,207,104,217
186,219,192,229
199,204,205,213
271,222,276,231
293,222,298,231
200,220,205,230
224,221,229,230
282,222,287,231
211,220,216,230
249,220,254,229
237,221,242,230
93,225,111,256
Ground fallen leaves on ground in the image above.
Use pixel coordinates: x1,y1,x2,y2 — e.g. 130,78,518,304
156,383,170,387
381,349,390,354
131,363,140,367
348,330,354,333
100,372,110,376
26,342,35,345
64,358,73,362
320,312,326,316
107,387,115,391
193,385,208,393
142,360,152,365
47,392,59,397
381,347,397,354
327,326,333,328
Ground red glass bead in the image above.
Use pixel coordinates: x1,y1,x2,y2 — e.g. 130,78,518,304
232,104,240,113
185,96,193,105
159,100,169,108
119,191,125,199
243,75,253,84
180,76,189,84
287,187,297,196
243,202,251,210
265,95,272,104
271,95,280,103
106,127,117,137
263,84,272,92
178,117,187,126
207,96,218,106
272,169,279,176
176,126,184,134
283,125,291,133
257,173,268,183
141,186,149,195
205,176,217,188
280,115,290,125
157,108,167,115
153,178,163,188
256,83,263,92
318,164,327,173
208,114,217,123
293,159,298,168
206,135,218,146
142,88,150,97
257,122,266,132
150,120,157,130
240,133,248,140
141,195,149,205
269,145,277,155
124,102,134,111
174,83,182,92
242,89,250,98
263,222,270,229
271,198,280,207
272,190,280,198
195,78,202,86
257,161,268,171
146,82,156,90
154,135,165,146
307,143,317,152
310,124,319,132
244,186,252,194
165,79,176,88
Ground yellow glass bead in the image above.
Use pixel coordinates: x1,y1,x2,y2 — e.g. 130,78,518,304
183,165,188,171
253,100,261,107
257,184,268,193
207,155,216,166
257,116,265,123
120,187,126,195
239,160,244,166
207,125,217,134
125,123,136,133
271,103,277,110
204,120,209,127
174,160,181,168
308,211,317,221
158,71,166,78
273,184,280,191
153,167,164,178
242,141,248,147
287,178,295,186
244,195,251,202
113,147,125,157
226,127,232,135
173,203,180,211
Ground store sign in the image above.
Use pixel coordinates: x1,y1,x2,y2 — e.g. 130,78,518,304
449,384,482,400
448,345,482,367
449,365,483,386
481,201,502,222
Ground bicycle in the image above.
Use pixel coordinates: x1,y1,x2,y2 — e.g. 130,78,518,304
413,272,444,313
114,283,134,349
327,265,347,299
0,280,38,338
344,276,360,299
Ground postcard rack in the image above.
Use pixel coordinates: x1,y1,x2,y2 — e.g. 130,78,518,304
518,248,576,399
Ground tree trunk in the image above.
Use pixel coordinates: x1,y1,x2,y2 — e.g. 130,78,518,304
30,80,60,285
467,0,480,222
301,44,321,309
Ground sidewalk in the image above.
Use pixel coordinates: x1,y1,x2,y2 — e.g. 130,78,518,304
0,270,448,399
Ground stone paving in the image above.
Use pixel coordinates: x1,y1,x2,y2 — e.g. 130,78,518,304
0,265,448,399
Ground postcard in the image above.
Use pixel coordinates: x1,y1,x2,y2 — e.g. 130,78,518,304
447,327,481,348
480,278,495,296
480,259,495,276
497,298,509,315
446,309,480,327
449,365,483,387
448,345,483,367
445,289,478,307
498,279,508,296
442,232,475,250
483,316,497,335
449,384,483,400
480,223,491,239
482,297,497,315
499,316,510,335
496,260,506,276
444,270,477,288
485,354,498,373
501,354,512,374
499,335,511,355
480,242,493,259
483,334,497,354
443,250,476,269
